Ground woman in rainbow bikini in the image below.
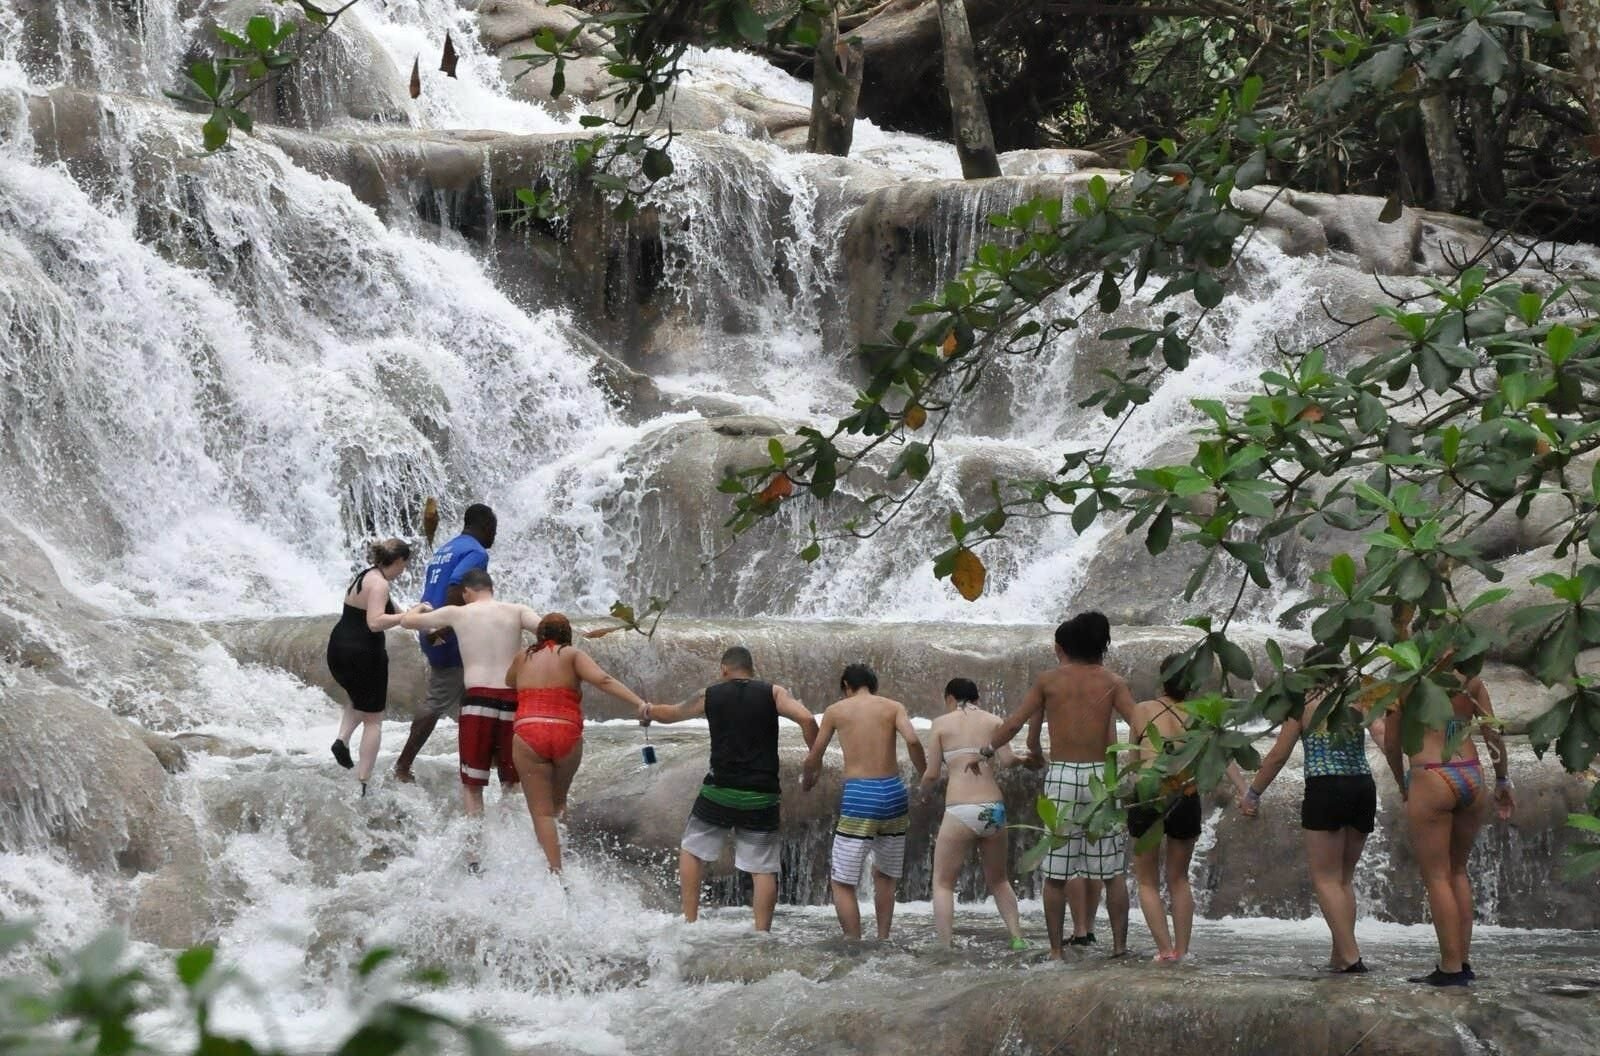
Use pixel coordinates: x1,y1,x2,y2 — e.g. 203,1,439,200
505,612,652,872
917,677,1041,949
1381,660,1514,987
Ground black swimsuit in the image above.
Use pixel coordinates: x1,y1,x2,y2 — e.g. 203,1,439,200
326,568,396,714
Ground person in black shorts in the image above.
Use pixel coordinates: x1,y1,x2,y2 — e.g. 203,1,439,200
1242,646,1382,973
1125,655,1247,962
326,538,417,795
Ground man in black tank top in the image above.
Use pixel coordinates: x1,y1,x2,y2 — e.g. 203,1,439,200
641,645,818,931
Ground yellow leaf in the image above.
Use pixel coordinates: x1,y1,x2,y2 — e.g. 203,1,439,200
1297,404,1324,423
951,547,986,601
422,496,439,549
758,473,794,503
941,332,959,357
905,402,927,430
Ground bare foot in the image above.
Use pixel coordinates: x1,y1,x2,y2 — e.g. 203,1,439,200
393,766,415,784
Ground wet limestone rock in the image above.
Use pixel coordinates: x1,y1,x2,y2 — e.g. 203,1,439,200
0,670,210,946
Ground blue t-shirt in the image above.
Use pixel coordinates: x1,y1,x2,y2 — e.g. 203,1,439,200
417,533,489,668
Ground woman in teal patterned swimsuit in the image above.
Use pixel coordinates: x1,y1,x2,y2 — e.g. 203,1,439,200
1242,647,1384,973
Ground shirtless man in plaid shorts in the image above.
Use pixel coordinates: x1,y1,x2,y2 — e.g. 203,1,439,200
977,612,1141,959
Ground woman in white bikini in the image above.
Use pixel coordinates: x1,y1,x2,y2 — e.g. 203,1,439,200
918,678,1041,949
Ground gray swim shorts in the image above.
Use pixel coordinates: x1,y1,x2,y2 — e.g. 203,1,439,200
422,664,465,719
681,815,782,876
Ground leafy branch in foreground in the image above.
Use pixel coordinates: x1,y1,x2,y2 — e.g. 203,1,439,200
0,924,501,1056
167,1,364,152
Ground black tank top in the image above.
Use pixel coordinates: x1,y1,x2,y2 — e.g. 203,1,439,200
329,568,396,650
704,678,780,793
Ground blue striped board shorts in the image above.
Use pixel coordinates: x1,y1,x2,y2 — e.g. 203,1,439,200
830,775,910,885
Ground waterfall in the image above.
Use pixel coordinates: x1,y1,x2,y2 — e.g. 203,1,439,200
3,2,1598,1052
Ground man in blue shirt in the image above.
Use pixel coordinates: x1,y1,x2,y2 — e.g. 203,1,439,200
393,503,497,782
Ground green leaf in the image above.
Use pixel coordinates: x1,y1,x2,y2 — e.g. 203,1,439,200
1235,149,1266,190
1330,553,1357,596
887,442,931,482
799,541,821,563
1194,271,1223,309
731,0,769,44
767,437,786,466
357,948,396,978
202,111,231,152
1145,505,1173,555
642,147,673,182
1072,494,1100,534
176,946,215,988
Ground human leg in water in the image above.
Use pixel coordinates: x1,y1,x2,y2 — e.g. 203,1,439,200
872,868,897,940
751,871,778,932
1165,838,1196,959
679,850,705,923
1042,878,1069,959
1305,829,1362,970
1105,873,1130,956
511,736,570,872
355,712,383,786
1133,843,1173,960
1405,770,1471,983
393,712,440,782
931,816,977,946
832,880,863,940
1066,877,1098,944
978,831,1025,947
332,704,360,769
1336,828,1369,972
1449,785,1489,978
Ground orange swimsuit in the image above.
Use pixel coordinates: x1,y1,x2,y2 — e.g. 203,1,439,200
514,643,584,761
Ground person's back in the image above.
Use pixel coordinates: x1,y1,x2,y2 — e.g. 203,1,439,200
417,532,490,667
933,707,1005,806
1038,662,1127,762
705,678,781,794
801,663,928,940
450,598,538,689
828,693,905,779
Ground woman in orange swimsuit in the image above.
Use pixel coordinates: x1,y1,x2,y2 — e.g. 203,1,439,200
505,613,652,872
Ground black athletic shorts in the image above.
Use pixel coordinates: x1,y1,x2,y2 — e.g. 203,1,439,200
1128,792,1203,841
1301,774,1377,834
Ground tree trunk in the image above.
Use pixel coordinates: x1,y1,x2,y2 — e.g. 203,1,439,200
807,8,865,156
1559,0,1600,155
935,0,1000,178
1469,91,1506,205
1405,0,1472,210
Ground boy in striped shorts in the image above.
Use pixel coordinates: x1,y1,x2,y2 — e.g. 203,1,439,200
802,663,928,940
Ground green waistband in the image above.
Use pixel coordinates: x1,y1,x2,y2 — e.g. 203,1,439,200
699,783,779,809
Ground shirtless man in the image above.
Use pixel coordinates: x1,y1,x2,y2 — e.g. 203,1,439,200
979,611,1140,959
401,569,540,830
801,663,928,940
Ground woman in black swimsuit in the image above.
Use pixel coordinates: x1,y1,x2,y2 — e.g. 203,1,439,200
327,538,413,793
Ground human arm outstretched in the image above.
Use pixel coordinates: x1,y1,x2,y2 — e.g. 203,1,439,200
1243,707,1305,816
896,703,928,779
774,685,819,748
801,710,835,791
572,649,648,711
642,690,707,725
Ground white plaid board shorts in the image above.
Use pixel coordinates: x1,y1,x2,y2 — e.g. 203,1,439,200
1041,760,1127,880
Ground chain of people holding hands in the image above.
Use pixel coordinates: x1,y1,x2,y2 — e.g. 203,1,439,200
324,505,1514,987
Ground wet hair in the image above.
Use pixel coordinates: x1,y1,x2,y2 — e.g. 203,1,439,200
1159,653,1189,701
459,568,493,592
944,677,979,704
840,663,878,694
537,612,573,647
721,645,754,674
1055,611,1111,664
367,538,412,568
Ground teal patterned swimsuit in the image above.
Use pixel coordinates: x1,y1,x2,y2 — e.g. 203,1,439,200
1301,726,1370,777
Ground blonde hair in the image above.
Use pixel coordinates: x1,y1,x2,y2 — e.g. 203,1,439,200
367,537,413,567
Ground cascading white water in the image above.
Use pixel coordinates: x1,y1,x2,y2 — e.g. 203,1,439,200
4,4,1598,1052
